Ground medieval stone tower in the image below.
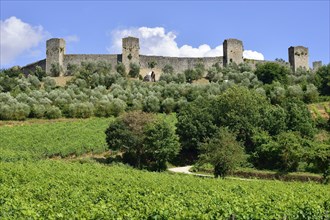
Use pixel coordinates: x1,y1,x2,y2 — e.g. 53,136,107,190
122,37,140,71
288,46,309,72
313,61,322,71
46,38,66,76
223,39,243,67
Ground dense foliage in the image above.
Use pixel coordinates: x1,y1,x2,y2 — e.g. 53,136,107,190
199,128,245,178
1,61,329,177
105,112,180,171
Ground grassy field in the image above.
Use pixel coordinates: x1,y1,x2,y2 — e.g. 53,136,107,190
0,117,113,161
1,118,329,218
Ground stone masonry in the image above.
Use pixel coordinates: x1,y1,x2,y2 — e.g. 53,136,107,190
223,39,244,67
313,61,322,71
288,46,309,72
122,37,140,72
46,38,66,76
21,37,318,76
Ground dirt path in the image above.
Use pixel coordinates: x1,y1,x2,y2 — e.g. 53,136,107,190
168,166,193,174
168,166,255,180
168,166,213,178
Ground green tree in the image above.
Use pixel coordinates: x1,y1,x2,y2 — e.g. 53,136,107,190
144,116,180,171
211,86,269,152
255,62,290,84
315,64,330,95
281,98,316,138
308,143,330,183
176,97,217,161
199,128,245,178
105,111,180,171
253,131,304,171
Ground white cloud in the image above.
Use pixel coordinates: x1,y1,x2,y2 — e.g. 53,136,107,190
0,16,48,65
243,50,264,60
108,26,264,60
64,35,79,43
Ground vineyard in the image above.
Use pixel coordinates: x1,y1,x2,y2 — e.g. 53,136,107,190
0,119,330,219
0,118,113,161
1,160,329,219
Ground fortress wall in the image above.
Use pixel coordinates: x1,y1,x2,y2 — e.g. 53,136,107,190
243,59,266,69
63,54,121,71
21,59,46,75
139,55,223,74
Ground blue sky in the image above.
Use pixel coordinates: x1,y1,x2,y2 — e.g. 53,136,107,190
1,1,329,68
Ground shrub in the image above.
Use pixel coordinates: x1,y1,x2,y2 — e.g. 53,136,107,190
162,64,174,74
115,62,127,77
184,69,198,83
30,104,46,118
44,106,62,119
43,77,56,91
68,102,94,118
143,95,160,112
109,98,127,116
304,84,319,103
28,75,41,89
33,65,46,80
50,63,63,77
94,100,113,117
66,63,79,76
148,61,157,69
129,63,140,78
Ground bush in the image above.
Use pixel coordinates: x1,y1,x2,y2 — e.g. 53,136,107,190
30,104,46,118
162,64,174,74
116,63,127,77
109,98,127,116
94,100,113,117
159,73,186,84
129,63,140,78
50,63,63,77
184,69,199,83
66,63,79,76
43,77,56,91
44,106,62,119
143,95,160,112
68,102,94,118
28,75,41,90
304,84,319,103
161,98,176,114
33,65,46,80
0,102,30,120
